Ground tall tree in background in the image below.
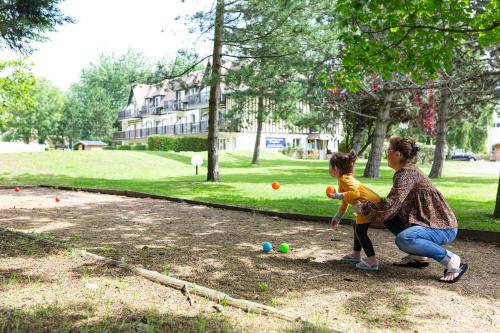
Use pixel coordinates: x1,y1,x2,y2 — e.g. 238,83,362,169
0,59,36,131
327,0,499,178
206,0,224,181
60,50,153,145
8,78,65,143
0,0,73,53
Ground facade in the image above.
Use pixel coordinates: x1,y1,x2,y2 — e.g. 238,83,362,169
487,110,500,161
112,70,341,157
74,141,107,151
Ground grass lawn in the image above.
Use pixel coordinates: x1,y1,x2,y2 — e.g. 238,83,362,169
0,150,498,231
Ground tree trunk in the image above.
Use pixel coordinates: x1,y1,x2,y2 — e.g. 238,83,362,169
429,88,450,178
251,96,264,164
363,92,393,178
495,174,500,218
352,126,366,154
207,0,224,182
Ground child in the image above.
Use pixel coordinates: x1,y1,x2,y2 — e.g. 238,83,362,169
327,150,381,271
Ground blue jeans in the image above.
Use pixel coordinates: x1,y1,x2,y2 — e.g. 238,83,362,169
383,217,458,264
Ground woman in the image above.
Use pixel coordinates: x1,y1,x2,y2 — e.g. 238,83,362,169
358,136,468,283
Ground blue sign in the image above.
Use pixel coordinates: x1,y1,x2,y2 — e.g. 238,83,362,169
265,137,286,148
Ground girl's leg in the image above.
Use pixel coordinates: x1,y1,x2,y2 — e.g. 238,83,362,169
352,222,362,254
354,223,377,263
340,223,361,261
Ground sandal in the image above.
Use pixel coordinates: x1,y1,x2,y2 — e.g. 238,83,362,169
393,255,430,268
338,254,361,263
439,263,468,283
355,260,380,271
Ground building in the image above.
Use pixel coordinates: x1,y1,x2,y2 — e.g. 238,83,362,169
112,69,341,157
487,110,500,161
74,141,107,151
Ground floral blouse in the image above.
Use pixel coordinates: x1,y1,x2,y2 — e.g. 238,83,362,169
360,164,457,229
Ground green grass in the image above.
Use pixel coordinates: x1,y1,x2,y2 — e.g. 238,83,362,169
0,150,498,231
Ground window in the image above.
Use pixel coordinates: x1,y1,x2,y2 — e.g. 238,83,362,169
293,138,301,147
218,138,229,150
191,114,196,123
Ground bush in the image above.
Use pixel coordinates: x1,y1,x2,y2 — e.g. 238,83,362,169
148,135,208,152
103,146,116,150
132,144,147,151
118,145,132,150
416,144,435,164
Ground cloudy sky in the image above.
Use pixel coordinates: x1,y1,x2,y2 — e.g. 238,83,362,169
1,0,214,90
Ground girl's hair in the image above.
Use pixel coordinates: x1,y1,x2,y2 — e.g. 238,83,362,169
329,150,357,174
389,136,420,163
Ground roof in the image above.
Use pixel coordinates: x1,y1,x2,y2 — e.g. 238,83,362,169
75,141,107,146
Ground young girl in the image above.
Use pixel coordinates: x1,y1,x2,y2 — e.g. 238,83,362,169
327,150,381,271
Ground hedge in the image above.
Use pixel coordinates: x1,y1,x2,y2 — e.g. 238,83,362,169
148,135,208,152
132,144,147,151
118,145,132,150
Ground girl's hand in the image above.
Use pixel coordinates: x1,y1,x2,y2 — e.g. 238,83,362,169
330,217,340,228
327,192,343,200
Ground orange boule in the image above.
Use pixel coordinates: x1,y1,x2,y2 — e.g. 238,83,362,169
326,186,336,195
272,182,280,190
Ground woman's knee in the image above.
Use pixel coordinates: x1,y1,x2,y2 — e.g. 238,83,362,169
394,227,421,251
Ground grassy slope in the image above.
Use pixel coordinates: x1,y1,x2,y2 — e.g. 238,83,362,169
0,150,497,231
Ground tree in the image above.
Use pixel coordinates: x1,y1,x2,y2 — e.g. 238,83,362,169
331,0,499,89
61,50,153,144
148,49,205,82
495,174,500,218
206,0,224,181
0,0,73,53
8,78,65,143
0,58,36,131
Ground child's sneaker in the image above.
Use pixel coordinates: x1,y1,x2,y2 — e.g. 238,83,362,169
338,254,362,263
355,259,380,271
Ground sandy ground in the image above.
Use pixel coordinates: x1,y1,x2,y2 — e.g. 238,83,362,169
0,188,498,332
0,230,288,332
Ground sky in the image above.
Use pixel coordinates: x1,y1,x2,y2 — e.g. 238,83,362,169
1,0,214,91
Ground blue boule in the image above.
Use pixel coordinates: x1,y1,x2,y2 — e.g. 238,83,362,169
262,242,273,253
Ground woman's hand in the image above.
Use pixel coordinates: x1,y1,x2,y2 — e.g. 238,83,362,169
352,200,362,215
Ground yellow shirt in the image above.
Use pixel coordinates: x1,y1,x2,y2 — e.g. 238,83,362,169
338,173,380,224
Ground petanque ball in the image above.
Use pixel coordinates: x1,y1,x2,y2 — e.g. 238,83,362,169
279,242,289,253
262,242,273,253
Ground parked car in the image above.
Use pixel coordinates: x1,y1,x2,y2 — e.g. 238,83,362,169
450,152,476,161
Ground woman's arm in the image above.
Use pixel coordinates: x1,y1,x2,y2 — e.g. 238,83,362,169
360,168,417,223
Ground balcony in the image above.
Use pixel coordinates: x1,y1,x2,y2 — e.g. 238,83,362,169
183,93,209,107
112,119,231,141
164,100,184,112
118,110,139,120
138,105,163,117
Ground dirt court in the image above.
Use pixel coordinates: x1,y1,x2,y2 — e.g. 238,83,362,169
0,188,498,332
